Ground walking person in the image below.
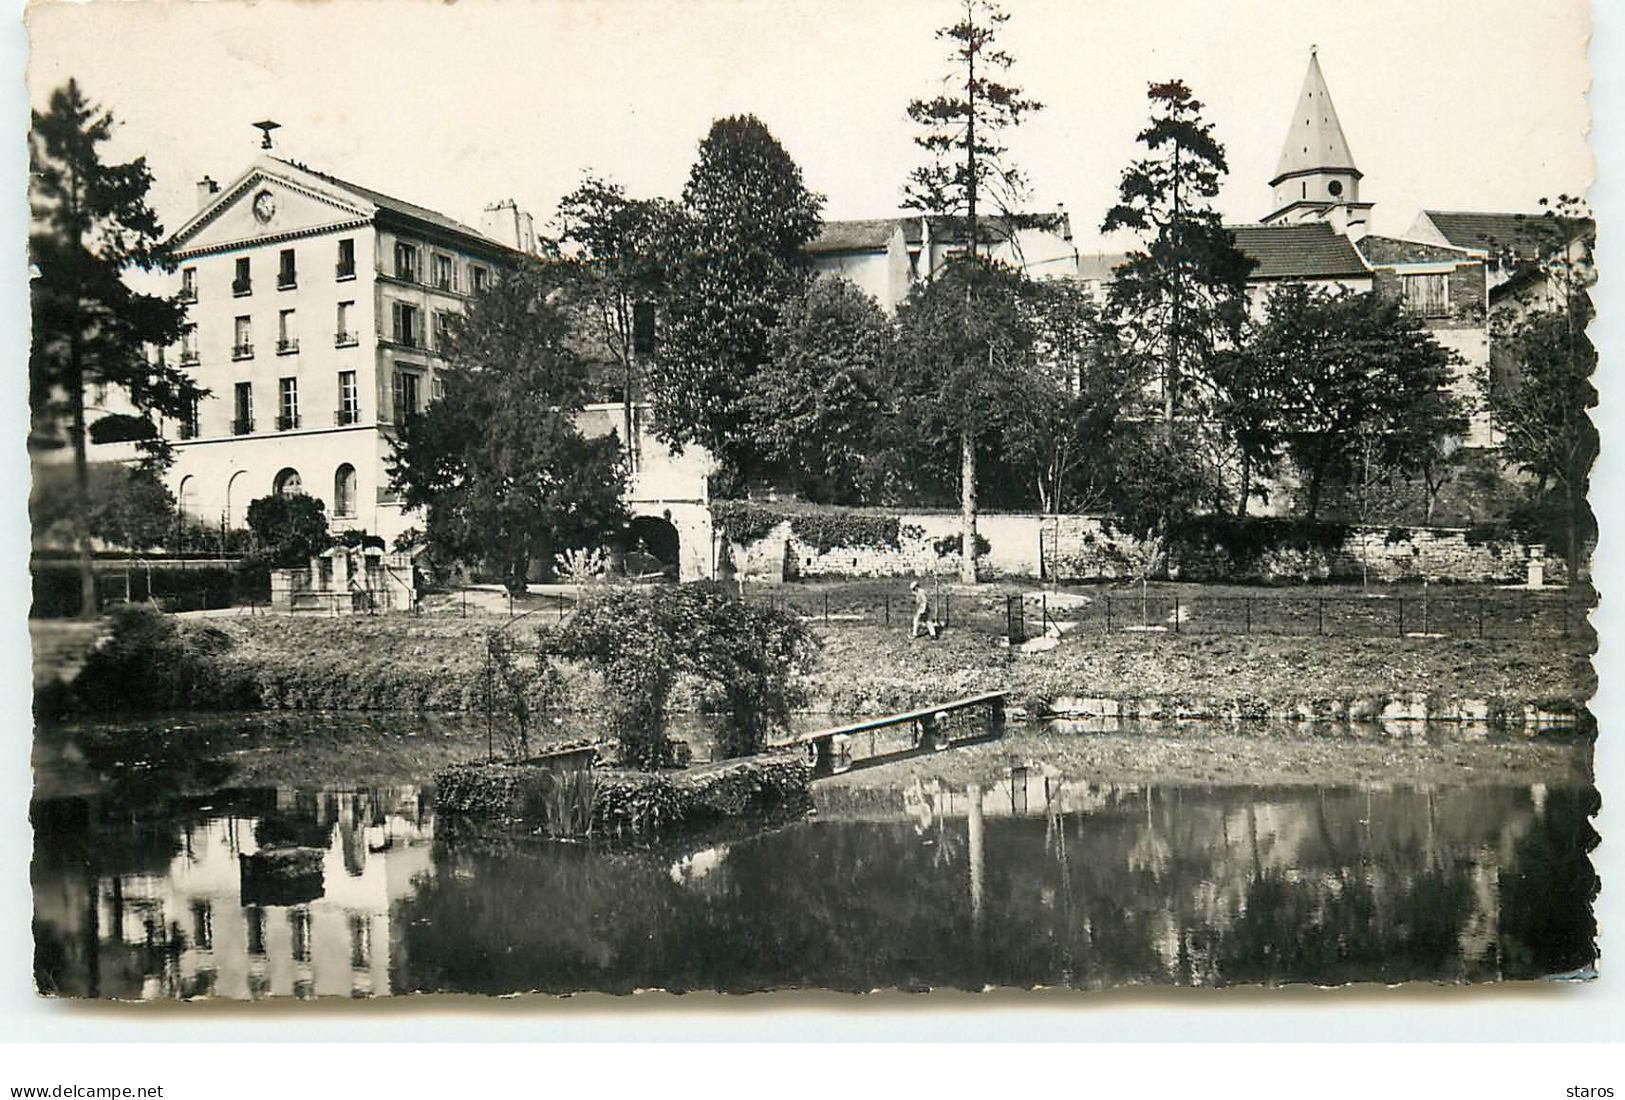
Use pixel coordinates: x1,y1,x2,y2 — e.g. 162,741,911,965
910,580,938,639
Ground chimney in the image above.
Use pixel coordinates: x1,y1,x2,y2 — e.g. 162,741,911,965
1054,201,1072,242
196,175,220,210
481,199,537,254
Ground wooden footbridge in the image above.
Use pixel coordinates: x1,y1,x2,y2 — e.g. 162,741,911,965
771,691,1009,777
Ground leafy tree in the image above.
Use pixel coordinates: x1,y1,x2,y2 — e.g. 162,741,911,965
1480,197,1596,580
742,276,895,503
388,261,628,594
29,80,204,617
1209,339,1292,516
894,256,1037,582
556,175,679,461
245,493,331,569
32,462,176,553
1004,279,1139,514
1101,80,1253,437
1253,285,1467,520
543,583,815,768
904,0,1042,258
650,116,824,483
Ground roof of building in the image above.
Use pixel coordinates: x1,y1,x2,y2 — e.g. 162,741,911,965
1076,252,1129,282
1420,210,1584,262
269,156,519,252
1354,234,1476,266
807,218,904,254
1227,222,1370,280
1273,51,1360,184
900,212,1070,245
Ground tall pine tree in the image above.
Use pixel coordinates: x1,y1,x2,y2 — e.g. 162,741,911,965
1102,80,1253,440
904,0,1042,260
30,80,201,618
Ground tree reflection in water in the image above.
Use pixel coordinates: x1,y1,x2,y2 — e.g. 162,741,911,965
32,776,1596,998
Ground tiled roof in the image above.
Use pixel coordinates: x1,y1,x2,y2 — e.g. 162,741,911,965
807,218,903,254
1422,211,1579,262
271,156,517,252
1227,222,1369,280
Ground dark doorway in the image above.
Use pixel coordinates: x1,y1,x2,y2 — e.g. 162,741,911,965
626,515,680,578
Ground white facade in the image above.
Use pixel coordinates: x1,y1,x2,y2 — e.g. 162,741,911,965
106,156,524,543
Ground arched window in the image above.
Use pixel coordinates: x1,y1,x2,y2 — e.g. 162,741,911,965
334,464,357,517
225,470,248,528
273,468,303,497
177,475,196,519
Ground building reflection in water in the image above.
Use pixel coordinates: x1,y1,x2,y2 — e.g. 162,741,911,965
32,786,434,1001
34,770,1595,998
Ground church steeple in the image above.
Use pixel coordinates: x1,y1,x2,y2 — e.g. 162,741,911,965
1263,48,1372,233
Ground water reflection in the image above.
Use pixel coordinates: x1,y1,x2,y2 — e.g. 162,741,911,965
32,787,432,1000
32,773,1595,998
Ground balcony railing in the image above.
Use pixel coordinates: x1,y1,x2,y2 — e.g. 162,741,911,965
335,407,361,426
392,329,419,348
178,422,199,441
336,261,356,280
232,278,252,296
276,338,300,355
231,417,254,436
335,330,358,348
277,272,298,290
178,287,197,304
276,413,301,431
232,343,254,360
179,349,200,366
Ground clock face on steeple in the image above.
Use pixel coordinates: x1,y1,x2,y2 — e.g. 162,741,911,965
1327,179,1344,197
252,190,277,224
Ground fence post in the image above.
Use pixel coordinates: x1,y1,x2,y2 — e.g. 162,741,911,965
884,594,890,626
1477,599,1484,640
1105,594,1112,632
823,591,829,624
1397,597,1404,637
1042,592,1049,634
1317,597,1324,636
943,593,951,628
461,588,467,618
1245,597,1252,635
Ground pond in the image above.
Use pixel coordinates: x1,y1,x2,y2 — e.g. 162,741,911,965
30,714,1597,998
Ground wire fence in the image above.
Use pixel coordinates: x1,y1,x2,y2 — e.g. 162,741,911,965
740,585,1580,642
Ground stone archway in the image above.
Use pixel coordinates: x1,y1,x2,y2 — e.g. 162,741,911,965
626,514,680,578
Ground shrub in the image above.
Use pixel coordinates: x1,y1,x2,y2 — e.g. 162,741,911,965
542,582,818,768
930,532,992,558
72,605,252,712
1165,515,1351,574
245,493,331,569
711,501,903,552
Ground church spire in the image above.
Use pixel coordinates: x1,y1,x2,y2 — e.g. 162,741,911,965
1263,49,1370,230
1272,48,1359,184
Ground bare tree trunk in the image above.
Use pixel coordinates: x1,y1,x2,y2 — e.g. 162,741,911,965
960,427,978,584
70,344,97,621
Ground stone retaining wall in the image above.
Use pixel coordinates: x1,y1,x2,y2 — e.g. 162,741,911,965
726,508,1553,585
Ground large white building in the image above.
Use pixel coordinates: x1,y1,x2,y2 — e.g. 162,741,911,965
145,155,532,543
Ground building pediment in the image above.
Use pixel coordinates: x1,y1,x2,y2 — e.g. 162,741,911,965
171,163,374,257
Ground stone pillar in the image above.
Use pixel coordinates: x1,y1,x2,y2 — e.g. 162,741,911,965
1527,544,1546,589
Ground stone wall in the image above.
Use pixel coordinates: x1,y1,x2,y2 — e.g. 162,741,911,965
724,505,1552,585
